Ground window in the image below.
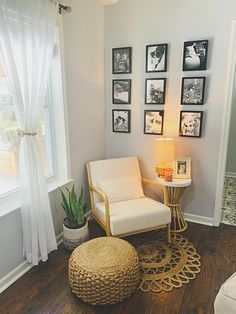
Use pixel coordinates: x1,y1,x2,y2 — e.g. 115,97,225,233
0,27,66,197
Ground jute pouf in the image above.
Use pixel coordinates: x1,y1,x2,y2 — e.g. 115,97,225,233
68,237,140,305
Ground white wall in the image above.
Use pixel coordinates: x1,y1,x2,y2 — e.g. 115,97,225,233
105,0,236,219
226,77,236,173
62,0,106,199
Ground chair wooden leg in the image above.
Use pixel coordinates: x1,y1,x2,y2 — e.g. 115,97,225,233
167,223,171,244
106,227,111,237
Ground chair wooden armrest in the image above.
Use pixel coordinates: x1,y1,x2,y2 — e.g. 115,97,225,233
142,177,168,205
89,185,111,236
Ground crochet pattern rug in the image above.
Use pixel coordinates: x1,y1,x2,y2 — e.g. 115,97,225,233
221,176,236,226
128,232,201,293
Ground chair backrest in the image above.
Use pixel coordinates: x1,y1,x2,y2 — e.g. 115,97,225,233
87,156,142,203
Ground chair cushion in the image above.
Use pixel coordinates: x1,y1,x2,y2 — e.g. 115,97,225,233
214,272,236,314
99,176,145,203
95,197,171,236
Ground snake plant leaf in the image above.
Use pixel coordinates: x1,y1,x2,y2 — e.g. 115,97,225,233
77,187,85,225
70,184,79,218
61,202,72,222
78,186,83,205
59,188,69,211
67,189,74,223
83,203,87,213
59,185,86,228
60,189,74,224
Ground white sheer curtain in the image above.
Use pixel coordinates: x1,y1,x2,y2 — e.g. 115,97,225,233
0,0,58,265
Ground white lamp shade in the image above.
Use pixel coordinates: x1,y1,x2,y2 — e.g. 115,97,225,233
154,138,175,163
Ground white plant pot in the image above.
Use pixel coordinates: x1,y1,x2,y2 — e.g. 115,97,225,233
63,219,89,251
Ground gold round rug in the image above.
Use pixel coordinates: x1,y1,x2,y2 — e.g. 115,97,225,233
127,232,201,293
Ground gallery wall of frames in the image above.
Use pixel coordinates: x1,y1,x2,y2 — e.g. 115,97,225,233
111,40,208,138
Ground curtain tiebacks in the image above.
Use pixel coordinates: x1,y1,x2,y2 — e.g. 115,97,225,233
16,129,37,137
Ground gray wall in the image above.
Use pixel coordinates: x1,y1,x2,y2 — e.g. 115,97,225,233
105,0,236,218
0,0,105,281
226,75,236,173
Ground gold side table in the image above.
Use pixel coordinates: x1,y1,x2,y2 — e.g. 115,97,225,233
156,177,192,233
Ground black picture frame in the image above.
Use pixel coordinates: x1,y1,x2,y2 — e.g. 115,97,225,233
144,110,164,135
181,77,206,105
145,78,166,104
146,43,168,73
179,110,203,138
112,109,131,133
182,40,208,71
112,79,131,104
112,47,132,74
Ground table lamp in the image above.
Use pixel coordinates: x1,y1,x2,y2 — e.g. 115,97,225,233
154,137,175,177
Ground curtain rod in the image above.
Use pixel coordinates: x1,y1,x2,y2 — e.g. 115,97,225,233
59,4,72,14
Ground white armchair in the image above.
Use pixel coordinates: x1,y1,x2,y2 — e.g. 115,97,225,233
87,156,171,242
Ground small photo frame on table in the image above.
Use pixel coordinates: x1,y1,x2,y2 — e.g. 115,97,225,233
146,44,168,72
182,40,208,71
144,110,164,135
179,111,203,138
181,77,205,105
145,78,166,104
112,109,131,133
112,79,131,104
112,47,132,74
174,157,191,179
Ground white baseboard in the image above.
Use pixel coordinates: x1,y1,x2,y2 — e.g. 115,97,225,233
56,232,63,245
0,261,32,295
0,232,63,294
226,172,236,178
184,212,214,226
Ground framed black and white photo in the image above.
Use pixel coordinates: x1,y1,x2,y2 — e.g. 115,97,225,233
174,157,191,179
145,78,166,104
144,110,164,135
182,40,208,71
112,47,132,74
181,77,206,105
146,44,168,72
112,109,131,133
112,79,131,104
179,111,203,138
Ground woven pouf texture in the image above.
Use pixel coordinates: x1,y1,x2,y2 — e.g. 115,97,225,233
68,237,140,305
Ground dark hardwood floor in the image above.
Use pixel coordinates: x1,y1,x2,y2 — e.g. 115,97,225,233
0,221,236,314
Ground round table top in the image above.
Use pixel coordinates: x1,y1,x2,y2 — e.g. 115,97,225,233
156,176,192,187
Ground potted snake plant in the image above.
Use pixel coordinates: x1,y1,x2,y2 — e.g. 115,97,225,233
59,184,89,250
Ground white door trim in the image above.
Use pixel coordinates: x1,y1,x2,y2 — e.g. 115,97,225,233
214,20,236,226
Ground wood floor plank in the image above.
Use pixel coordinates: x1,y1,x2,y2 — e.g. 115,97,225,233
0,221,236,314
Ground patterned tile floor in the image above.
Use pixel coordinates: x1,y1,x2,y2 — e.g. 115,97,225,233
221,176,236,226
